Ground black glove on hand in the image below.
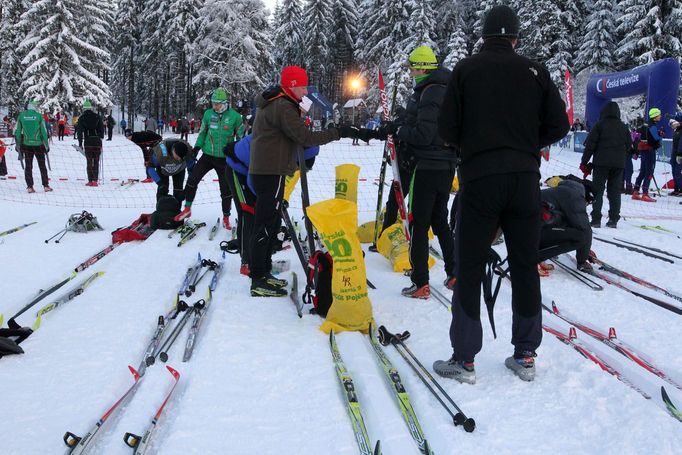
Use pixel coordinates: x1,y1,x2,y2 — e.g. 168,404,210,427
357,128,376,143
375,121,400,140
337,125,360,139
193,146,201,154
223,142,235,156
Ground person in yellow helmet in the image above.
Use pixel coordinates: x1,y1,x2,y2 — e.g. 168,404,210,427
374,45,458,300
632,107,663,202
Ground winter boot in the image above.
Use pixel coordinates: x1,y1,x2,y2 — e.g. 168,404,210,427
606,220,617,228
240,264,250,276
640,193,656,203
27,187,35,193
537,264,551,277
433,355,476,384
401,283,430,299
250,277,288,297
505,350,536,382
590,219,600,228
142,177,153,183
223,215,231,230
264,273,288,288
443,276,457,290
624,184,634,195
43,186,53,192
538,262,554,272
577,261,593,273
174,206,192,222
631,191,641,200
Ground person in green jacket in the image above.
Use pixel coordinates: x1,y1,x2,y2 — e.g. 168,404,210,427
175,87,242,228
15,100,51,193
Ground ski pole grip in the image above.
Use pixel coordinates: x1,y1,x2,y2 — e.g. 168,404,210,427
63,431,80,448
123,432,141,448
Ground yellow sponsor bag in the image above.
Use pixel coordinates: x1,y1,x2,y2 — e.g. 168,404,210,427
306,199,373,334
283,171,300,202
335,164,360,203
377,223,436,273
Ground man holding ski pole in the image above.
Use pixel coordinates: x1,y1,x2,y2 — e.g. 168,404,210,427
435,5,569,383
15,100,52,193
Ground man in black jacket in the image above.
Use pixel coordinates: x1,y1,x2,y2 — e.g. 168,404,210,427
580,101,631,228
376,46,458,298
434,5,569,384
76,100,105,186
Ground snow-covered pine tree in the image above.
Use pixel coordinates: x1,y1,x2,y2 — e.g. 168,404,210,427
272,0,305,70
112,0,140,126
616,0,666,66
575,0,616,72
328,0,359,103
0,0,29,115
403,0,437,51
661,1,682,61
303,0,333,95
440,4,469,69
80,0,116,86
19,0,112,112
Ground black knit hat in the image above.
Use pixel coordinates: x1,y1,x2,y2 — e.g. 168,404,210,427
482,5,520,38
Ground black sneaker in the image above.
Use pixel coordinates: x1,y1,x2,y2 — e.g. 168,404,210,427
590,220,600,228
605,220,617,228
264,273,288,288
251,278,288,297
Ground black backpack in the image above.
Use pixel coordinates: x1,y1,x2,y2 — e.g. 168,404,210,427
307,250,333,317
151,196,183,230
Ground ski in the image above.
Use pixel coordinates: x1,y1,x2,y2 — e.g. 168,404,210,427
208,218,220,241
74,243,119,273
178,254,202,297
120,178,140,187
64,366,142,454
209,259,224,291
0,221,37,238
145,299,190,368
378,69,411,243
124,366,181,454
329,331,379,455
5,271,78,329
430,286,452,311
290,272,303,318
183,288,213,362
428,245,443,262
613,237,682,260
543,324,652,400
368,325,432,455
550,257,603,290
177,222,206,247
33,271,105,328
543,301,682,390
640,225,681,239
661,387,682,422
167,225,187,239
592,258,682,305
593,236,673,263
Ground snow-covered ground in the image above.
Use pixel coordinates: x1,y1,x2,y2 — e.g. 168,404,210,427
0,138,681,454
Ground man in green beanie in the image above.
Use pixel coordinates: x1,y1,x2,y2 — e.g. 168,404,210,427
15,100,51,193
175,87,242,229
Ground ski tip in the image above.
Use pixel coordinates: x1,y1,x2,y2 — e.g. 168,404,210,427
32,316,41,331
608,327,617,339
128,365,141,380
0,313,4,327
166,365,181,380
373,440,381,455
568,327,578,340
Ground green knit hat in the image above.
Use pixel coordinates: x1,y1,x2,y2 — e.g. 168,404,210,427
83,99,93,109
649,107,661,119
211,88,229,103
408,46,438,70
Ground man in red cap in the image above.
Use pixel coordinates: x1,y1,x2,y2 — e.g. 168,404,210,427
248,65,371,297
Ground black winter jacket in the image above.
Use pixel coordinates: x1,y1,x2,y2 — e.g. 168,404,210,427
76,110,104,148
396,67,457,171
541,179,592,260
581,102,632,169
438,38,569,183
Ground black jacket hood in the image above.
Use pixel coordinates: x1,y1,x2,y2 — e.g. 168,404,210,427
600,101,621,120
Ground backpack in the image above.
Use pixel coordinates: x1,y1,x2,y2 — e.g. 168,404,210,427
307,250,333,317
111,214,155,243
150,195,183,230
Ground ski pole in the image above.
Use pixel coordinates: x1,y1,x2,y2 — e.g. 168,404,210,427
188,260,217,295
158,307,195,363
378,325,476,432
146,300,189,366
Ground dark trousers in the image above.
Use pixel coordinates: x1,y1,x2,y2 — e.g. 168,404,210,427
85,146,102,182
591,166,623,223
184,154,232,215
408,168,456,286
249,174,285,278
0,155,7,175
227,169,257,266
634,150,656,193
107,127,113,141
58,124,65,140
180,131,189,141
670,158,682,192
539,226,591,264
157,169,186,202
623,155,633,188
381,167,412,234
23,145,49,188
449,173,542,361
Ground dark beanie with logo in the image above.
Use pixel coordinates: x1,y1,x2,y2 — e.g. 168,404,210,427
482,5,520,38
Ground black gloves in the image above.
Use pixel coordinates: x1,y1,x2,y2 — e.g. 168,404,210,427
375,121,400,141
337,125,360,139
192,146,201,154
223,142,235,157
357,128,376,143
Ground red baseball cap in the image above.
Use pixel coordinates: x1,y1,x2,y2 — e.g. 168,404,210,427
280,66,308,88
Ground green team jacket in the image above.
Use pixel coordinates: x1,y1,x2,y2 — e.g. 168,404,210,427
15,109,49,148
194,108,242,158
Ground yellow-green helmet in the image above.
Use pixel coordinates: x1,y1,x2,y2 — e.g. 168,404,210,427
408,46,438,70
649,107,661,119
211,88,229,104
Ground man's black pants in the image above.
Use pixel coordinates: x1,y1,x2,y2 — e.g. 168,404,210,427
249,174,284,278
184,154,232,215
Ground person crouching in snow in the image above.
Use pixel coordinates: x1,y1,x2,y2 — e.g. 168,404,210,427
147,138,196,203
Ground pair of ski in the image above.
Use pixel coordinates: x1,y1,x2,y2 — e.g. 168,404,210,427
0,221,37,238
64,364,181,455
593,236,675,264
168,221,206,247
639,224,681,239
542,301,681,422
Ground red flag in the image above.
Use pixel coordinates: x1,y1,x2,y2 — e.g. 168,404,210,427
565,70,574,125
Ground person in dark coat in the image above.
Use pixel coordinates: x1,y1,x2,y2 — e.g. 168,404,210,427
375,45,458,299
669,117,682,196
579,101,632,228
539,177,594,271
433,5,569,384
105,113,115,140
146,138,195,202
125,129,163,180
76,100,104,186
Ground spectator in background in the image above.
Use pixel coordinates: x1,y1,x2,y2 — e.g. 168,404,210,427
43,112,53,142
157,118,164,135
16,100,51,193
178,116,190,141
633,108,663,203
189,118,196,134
72,113,79,139
105,112,115,140
669,116,682,196
76,99,105,187
120,117,127,134
145,116,157,133
571,118,585,132
58,113,67,140
0,137,8,176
